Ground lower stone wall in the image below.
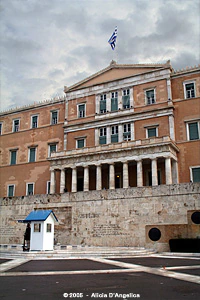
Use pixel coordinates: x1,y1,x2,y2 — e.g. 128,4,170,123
0,183,200,252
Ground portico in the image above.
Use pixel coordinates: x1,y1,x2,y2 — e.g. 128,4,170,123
49,136,179,194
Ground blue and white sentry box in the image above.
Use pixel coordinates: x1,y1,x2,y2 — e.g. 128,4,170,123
24,210,58,251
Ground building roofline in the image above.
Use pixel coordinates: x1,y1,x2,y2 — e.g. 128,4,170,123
171,64,200,77
0,96,65,116
64,60,172,93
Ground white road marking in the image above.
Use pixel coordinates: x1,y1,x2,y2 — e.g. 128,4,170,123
0,258,31,272
0,255,200,285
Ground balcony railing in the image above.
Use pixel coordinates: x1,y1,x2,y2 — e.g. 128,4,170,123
50,136,175,159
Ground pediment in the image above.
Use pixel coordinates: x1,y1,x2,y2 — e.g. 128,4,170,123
66,61,171,92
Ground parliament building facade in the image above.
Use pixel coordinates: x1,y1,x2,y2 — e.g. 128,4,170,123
1,61,200,198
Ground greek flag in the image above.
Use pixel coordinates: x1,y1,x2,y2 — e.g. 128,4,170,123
108,27,117,50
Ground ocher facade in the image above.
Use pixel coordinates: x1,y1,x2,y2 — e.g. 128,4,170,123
0,61,200,250
0,61,200,196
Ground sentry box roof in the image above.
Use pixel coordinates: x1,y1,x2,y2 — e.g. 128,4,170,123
22,210,58,223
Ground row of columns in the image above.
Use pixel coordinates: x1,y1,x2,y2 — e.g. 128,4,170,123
50,157,178,194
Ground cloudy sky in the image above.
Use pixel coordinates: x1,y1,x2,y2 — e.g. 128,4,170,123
0,0,199,111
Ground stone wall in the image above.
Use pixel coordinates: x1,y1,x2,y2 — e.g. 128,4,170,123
0,183,200,251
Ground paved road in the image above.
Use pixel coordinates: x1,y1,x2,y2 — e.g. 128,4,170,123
0,254,200,300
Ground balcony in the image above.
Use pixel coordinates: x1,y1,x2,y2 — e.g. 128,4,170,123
49,136,178,161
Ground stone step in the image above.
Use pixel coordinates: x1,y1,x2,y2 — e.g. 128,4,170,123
0,245,156,259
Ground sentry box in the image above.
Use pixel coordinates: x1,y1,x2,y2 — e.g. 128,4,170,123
24,210,58,251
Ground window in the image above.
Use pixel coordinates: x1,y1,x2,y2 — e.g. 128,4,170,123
122,89,130,109
146,89,155,105
99,127,107,144
46,181,50,194
51,111,58,125
184,82,195,99
7,185,15,197
26,183,34,195
10,150,17,165
111,125,118,143
191,167,200,182
100,94,106,113
187,122,200,140
77,139,85,148
123,123,131,141
111,91,118,111
0,122,2,135
29,147,36,162
147,127,157,138
13,119,20,132
34,223,41,232
31,115,38,128
46,223,52,232
78,104,85,118
49,143,57,156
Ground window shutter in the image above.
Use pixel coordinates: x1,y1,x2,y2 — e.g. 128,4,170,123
79,104,85,111
111,134,118,143
32,116,38,128
29,148,36,162
111,98,118,111
50,144,56,154
78,139,84,148
189,123,199,140
52,111,58,124
148,128,156,138
100,100,106,112
11,151,16,165
28,184,33,195
8,186,14,197
122,95,130,108
99,136,106,144
123,132,130,137
192,168,200,182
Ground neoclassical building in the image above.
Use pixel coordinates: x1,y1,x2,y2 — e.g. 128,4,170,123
0,61,200,197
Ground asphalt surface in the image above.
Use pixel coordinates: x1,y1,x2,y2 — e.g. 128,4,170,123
6,259,123,272
110,257,200,267
0,259,10,264
0,255,200,300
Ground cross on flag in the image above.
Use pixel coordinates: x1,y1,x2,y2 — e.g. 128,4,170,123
108,27,117,50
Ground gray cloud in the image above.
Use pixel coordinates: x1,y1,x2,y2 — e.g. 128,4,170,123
0,0,199,111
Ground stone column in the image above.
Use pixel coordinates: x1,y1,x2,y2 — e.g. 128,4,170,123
84,166,89,191
95,95,99,114
107,126,111,144
71,167,77,192
123,161,129,188
151,158,158,186
50,168,56,194
131,122,135,140
169,114,175,140
167,78,172,100
118,90,123,110
107,94,111,112
130,88,134,108
64,133,67,150
119,124,123,142
60,168,65,193
96,164,102,190
165,157,172,185
137,160,143,187
95,128,99,146
109,163,115,189
172,159,179,184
